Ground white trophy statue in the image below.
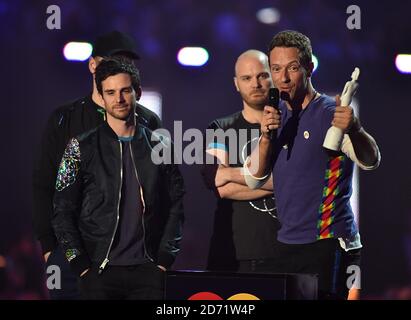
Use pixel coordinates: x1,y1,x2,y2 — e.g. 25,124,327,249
323,67,360,151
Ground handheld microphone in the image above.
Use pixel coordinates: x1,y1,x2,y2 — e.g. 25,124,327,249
268,87,280,140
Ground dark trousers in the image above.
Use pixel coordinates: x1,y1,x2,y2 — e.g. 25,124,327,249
271,239,361,299
45,246,80,300
238,239,361,300
78,262,165,300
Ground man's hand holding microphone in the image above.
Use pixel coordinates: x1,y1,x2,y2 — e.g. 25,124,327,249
261,88,281,141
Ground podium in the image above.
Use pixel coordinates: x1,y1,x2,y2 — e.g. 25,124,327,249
165,270,318,300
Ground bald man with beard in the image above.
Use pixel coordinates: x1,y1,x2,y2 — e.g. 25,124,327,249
202,50,280,273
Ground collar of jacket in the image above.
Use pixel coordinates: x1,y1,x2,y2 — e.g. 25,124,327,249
101,117,145,141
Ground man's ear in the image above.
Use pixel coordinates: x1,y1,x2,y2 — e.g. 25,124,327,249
88,57,97,74
233,77,240,92
135,86,142,101
98,93,106,108
306,61,314,78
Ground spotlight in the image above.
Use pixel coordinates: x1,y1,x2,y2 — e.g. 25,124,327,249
395,54,411,74
177,47,209,67
256,8,281,24
63,42,93,61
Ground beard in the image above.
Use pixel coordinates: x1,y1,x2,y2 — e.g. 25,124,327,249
107,103,135,121
241,90,268,110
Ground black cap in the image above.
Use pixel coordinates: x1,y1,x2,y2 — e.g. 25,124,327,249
92,31,140,59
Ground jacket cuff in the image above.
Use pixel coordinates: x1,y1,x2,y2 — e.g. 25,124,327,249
39,234,58,255
156,252,175,270
69,253,92,277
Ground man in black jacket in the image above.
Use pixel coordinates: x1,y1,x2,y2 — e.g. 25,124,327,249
32,31,161,299
52,59,184,299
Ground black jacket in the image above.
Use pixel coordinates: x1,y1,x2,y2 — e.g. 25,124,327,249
32,95,161,254
52,120,184,276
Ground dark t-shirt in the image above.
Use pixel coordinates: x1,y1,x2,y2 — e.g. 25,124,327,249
205,111,280,268
109,137,148,265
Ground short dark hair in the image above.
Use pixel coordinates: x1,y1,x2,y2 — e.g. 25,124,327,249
268,30,312,69
95,57,141,95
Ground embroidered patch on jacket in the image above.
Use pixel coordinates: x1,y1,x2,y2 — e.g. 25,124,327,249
65,248,80,262
56,138,80,191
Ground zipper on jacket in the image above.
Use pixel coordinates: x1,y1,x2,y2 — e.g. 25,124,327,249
99,140,123,274
129,142,154,262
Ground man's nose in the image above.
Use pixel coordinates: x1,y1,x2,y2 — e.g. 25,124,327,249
251,77,262,88
116,92,125,103
280,69,290,83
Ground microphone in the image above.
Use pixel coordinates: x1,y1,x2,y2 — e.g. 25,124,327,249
268,87,280,140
